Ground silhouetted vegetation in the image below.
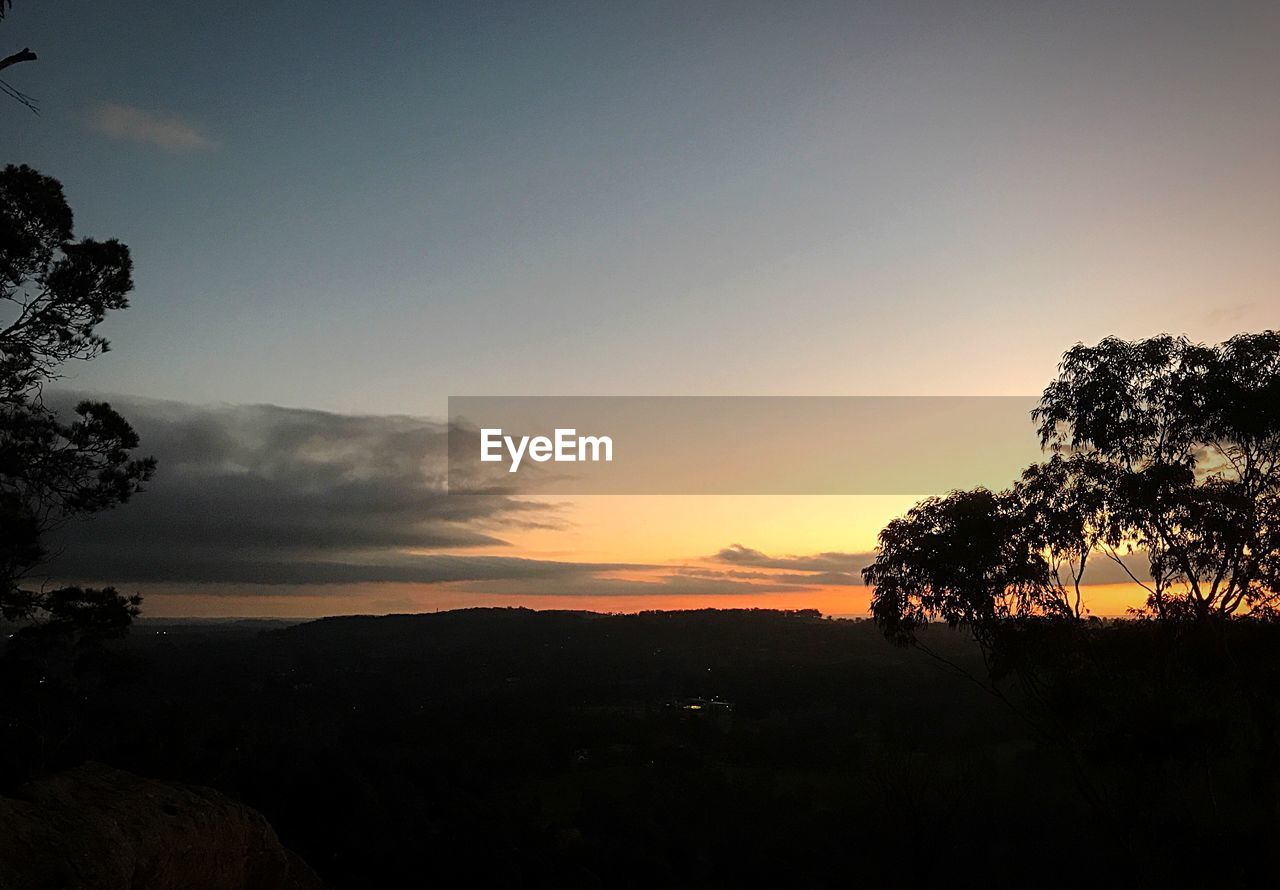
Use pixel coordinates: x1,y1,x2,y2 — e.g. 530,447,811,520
860,333,1280,889
0,3,39,112
1,165,154,778
2,607,1273,887
866,332,1280,647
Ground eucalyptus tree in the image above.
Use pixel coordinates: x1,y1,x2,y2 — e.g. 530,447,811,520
863,486,1069,652
865,332,1280,643
1,164,154,637
1034,333,1280,620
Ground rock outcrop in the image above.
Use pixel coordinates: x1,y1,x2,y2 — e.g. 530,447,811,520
0,763,321,890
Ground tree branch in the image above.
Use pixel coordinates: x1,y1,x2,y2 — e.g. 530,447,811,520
0,47,36,72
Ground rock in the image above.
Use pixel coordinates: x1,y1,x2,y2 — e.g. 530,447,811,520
0,762,322,890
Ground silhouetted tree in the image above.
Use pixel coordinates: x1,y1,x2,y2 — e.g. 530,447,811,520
1034,333,1280,620
0,164,154,637
863,336,1280,847
866,333,1280,647
862,487,1071,653
1014,453,1121,618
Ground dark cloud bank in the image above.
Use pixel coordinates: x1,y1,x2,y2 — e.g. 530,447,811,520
46,395,577,588
43,395,854,598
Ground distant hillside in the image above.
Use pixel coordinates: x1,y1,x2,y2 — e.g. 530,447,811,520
34,608,1048,887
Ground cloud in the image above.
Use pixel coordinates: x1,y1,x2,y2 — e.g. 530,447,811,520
691,545,871,589
712,543,1155,587
44,394,564,586
33,396,877,599
61,553,648,588
90,103,217,152
442,571,826,599
1065,550,1152,585
675,567,865,587
712,544,871,574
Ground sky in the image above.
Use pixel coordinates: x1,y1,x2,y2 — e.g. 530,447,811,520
5,1,1279,616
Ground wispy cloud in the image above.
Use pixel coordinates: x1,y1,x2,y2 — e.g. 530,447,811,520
1203,302,1255,326
90,102,217,152
712,544,870,574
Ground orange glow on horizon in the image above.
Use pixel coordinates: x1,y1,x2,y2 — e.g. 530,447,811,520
125,495,1157,620
140,581,1152,620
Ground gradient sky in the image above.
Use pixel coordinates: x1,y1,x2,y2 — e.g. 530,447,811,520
6,1,1279,616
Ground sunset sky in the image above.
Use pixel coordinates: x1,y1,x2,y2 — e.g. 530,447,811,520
7,1,1279,616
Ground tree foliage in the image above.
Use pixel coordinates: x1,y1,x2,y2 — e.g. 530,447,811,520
0,164,154,635
863,487,1070,648
865,333,1280,649
1034,333,1280,619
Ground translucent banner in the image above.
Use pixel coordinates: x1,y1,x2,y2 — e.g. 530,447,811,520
448,396,1044,495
